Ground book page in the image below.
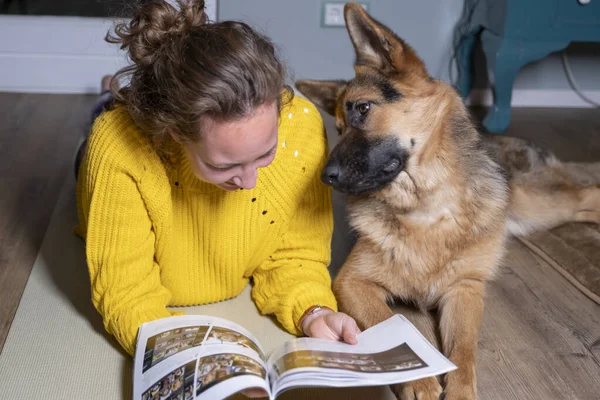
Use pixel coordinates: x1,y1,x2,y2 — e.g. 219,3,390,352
133,315,269,400
267,315,456,397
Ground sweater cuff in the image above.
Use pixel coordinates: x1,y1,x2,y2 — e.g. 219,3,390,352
289,285,338,336
108,308,185,356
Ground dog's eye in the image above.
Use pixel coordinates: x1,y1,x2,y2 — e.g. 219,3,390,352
357,103,370,115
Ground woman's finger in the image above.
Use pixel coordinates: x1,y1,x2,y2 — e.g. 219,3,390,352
341,315,360,344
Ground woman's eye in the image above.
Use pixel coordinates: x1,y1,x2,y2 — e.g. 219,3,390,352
258,148,277,162
210,165,233,171
357,103,370,115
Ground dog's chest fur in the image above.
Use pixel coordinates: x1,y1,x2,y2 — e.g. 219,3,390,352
345,158,508,308
348,200,462,304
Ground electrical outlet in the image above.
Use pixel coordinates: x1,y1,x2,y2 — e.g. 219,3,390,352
322,2,369,27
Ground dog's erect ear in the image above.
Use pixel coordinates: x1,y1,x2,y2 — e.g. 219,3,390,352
294,79,347,116
344,2,428,77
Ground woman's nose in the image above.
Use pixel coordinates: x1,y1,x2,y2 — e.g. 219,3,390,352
239,167,258,190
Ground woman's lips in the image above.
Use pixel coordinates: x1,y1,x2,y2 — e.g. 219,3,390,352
221,181,239,190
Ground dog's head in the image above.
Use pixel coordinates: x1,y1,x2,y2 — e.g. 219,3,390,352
296,3,452,196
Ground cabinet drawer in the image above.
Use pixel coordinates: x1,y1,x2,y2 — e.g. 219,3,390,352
554,0,600,27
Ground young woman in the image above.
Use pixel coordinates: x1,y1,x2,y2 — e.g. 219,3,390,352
75,0,359,360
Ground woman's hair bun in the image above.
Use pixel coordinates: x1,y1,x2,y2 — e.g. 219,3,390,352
107,0,207,67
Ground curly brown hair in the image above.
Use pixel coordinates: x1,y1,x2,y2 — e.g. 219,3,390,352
105,0,292,159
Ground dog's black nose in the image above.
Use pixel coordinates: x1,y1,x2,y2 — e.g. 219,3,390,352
321,164,340,186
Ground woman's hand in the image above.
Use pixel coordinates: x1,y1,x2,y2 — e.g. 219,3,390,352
239,311,360,398
301,309,361,344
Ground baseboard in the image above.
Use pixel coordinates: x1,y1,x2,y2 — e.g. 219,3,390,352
467,88,600,108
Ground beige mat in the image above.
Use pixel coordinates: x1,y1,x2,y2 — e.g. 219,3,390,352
517,223,600,306
0,175,393,400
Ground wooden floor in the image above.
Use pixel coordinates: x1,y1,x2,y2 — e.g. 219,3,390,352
0,94,599,399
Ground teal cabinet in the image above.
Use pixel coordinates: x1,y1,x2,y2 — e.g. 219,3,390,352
456,0,600,133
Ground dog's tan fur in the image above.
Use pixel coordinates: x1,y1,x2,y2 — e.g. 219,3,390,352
295,3,600,400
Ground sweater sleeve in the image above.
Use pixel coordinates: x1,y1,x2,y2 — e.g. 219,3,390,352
78,145,183,356
251,102,338,336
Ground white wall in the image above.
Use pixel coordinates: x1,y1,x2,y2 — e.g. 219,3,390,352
0,0,217,93
0,15,128,93
219,0,463,85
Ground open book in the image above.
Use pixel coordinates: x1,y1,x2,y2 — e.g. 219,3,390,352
133,314,456,400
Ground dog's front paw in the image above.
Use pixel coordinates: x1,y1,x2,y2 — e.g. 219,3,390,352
391,377,443,400
443,380,476,400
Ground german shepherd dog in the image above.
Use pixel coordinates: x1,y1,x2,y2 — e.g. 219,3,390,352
295,3,600,400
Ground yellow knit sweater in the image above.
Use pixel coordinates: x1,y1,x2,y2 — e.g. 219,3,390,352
75,95,338,356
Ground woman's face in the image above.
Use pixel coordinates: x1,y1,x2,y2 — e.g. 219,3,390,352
180,101,279,191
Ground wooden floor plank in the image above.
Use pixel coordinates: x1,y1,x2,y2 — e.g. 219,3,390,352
479,239,600,400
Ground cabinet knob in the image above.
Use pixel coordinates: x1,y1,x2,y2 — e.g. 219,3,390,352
578,0,591,5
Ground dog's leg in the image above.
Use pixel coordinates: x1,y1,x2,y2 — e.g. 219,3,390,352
391,308,444,400
564,162,600,224
393,306,441,351
334,244,444,400
333,268,395,330
507,163,600,235
574,185,600,223
335,271,443,400
332,241,396,328
438,280,485,400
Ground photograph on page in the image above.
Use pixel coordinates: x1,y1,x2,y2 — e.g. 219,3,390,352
195,352,267,396
272,342,427,376
143,326,210,373
203,326,264,359
141,360,196,400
